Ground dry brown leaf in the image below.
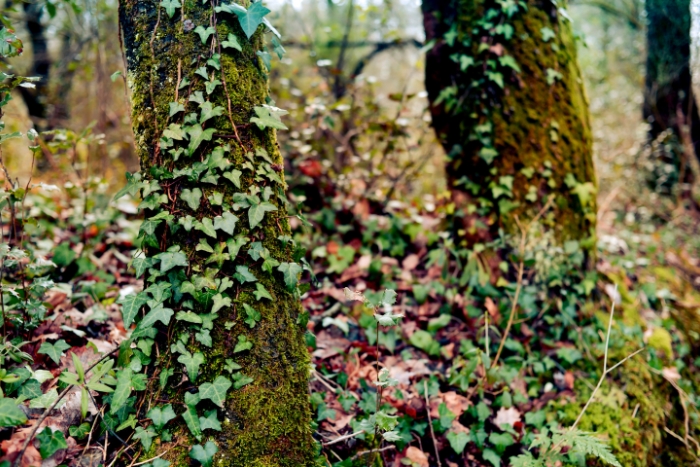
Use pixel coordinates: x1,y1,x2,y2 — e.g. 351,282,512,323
441,391,471,418
403,446,429,467
494,406,521,430
564,371,575,390
357,254,372,270
402,254,420,271
485,297,501,322
662,367,681,382
490,43,504,56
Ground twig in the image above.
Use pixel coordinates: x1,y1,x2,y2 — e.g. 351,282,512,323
350,445,395,461
131,444,179,466
492,196,554,368
424,380,442,467
106,440,137,467
551,296,644,452
322,430,365,446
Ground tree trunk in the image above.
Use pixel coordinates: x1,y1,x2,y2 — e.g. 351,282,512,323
422,0,596,265
643,0,700,191
118,0,315,465
19,1,50,126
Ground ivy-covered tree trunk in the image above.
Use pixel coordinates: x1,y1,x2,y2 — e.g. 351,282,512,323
643,0,700,189
118,1,315,465
422,0,596,264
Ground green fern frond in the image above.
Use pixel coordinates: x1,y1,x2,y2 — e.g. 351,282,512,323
553,429,622,467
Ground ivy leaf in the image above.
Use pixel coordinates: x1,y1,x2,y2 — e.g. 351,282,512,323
223,170,242,188
186,124,216,156
231,1,270,38
155,250,188,273
169,102,185,118
256,50,271,70
195,329,212,347
189,91,205,105
233,265,257,283
29,389,59,409
195,217,217,239
176,311,203,324
232,372,254,389
190,441,218,467
132,256,157,277
499,55,521,73
178,351,205,382
133,426,157,452
479,147,498,164
253,283,273,301
233,335,252,353
198,376,232,408
250,105,288,130
182,392,202,440
213,212,238,235
38,339,71,364
482,448,502,467
139,304,175,329
114,171,144,200
226,236,249,258
162,123,185,140
247,242,268,261
19,380,43,399
0,397,28,427
205,79,222,95
206,242,230,268
541,26,556,42
271,35,285,59
242,303,261,328
110,369,133,414
147,404,177,431
195,65,208,79
180,187,202,210
36,427,67,459
277,262,302,291
194,25,216,44
160,0,181,17
199,101,225,124
117,293,148,328
211,293,232,314
69,422,91,440
222,33,242,52
447,430,469,454
248,201,277,229
199,409,222,431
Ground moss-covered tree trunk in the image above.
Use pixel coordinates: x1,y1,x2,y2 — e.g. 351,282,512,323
643,0,700,189
118,0,315,465
422,0,596,264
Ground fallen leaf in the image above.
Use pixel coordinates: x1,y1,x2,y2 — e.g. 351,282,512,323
662,367,681,382
441,391,470,418
402,254,420,271
485,297,500,322
494,406,521,430
403,446,429,467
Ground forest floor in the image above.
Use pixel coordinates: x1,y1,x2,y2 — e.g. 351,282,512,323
1,154,699,467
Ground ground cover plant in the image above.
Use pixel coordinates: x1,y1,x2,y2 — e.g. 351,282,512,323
0,0,699,466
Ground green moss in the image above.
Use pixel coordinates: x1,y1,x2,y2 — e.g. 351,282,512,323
119,0,315,464
558,346,697,466
647,328,673,359
423,0,596,264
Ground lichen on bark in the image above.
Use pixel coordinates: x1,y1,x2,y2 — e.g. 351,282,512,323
118,0,316,465
422,0,596,266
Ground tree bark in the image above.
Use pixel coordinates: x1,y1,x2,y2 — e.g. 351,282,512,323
422,0,596,265
118,0,315,465
19,0,50,126
643,0,700,189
